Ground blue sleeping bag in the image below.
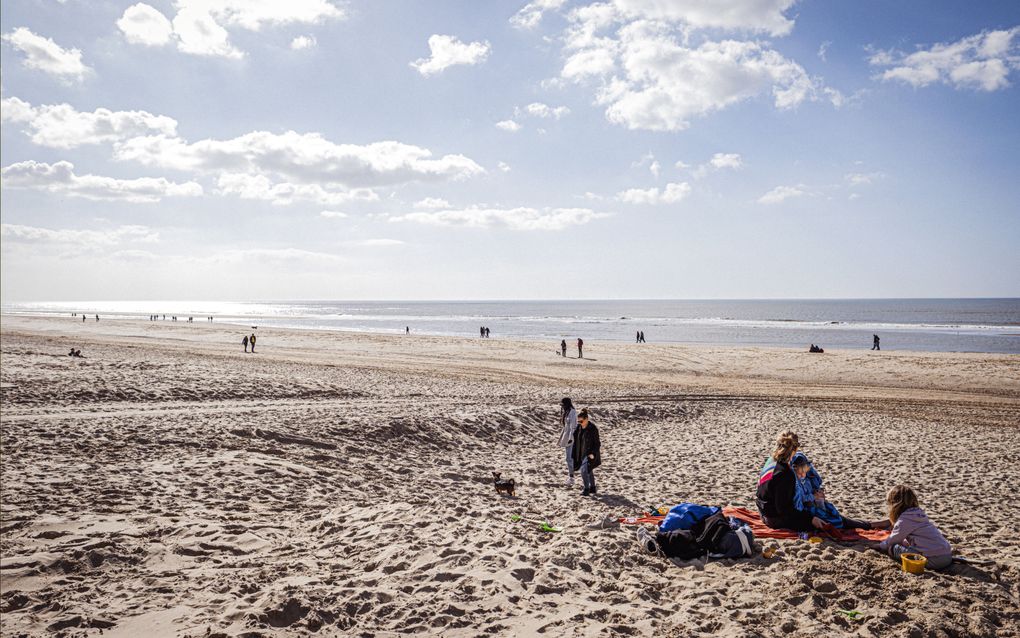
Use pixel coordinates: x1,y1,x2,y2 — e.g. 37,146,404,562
659,503,721,533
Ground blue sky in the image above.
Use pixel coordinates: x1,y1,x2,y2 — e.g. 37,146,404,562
2,0,1018,301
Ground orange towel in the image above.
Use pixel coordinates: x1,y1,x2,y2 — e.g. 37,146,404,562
619,506,889,542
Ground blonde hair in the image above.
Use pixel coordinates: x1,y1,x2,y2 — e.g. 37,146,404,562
772,431,799,464
886,485,920,524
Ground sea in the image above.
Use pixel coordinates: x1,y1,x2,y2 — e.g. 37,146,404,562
3,299,1019,354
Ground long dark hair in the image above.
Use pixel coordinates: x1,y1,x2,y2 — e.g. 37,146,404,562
560,397,574,423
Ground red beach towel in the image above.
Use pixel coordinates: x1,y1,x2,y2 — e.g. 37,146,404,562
619,506,890,542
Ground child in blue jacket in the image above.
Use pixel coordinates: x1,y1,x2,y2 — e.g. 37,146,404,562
791,453,844,527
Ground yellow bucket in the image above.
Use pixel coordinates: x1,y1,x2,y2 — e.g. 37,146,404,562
901,553,927,574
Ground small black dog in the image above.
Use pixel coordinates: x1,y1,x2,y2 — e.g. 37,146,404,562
492,472,516,497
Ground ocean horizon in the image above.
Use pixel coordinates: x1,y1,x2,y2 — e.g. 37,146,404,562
4,298,1019,354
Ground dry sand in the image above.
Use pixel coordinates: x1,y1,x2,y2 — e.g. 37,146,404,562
1,315,1019,637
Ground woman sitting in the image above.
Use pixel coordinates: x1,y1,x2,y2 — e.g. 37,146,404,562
756,431,878,532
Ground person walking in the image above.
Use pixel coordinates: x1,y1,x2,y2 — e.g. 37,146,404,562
872,334,881,351
250,333,257,352
577,338,584,359
639,331,646,343
636,331,641,343
560,340,567,357
572,408,601,496
243,335,249,353
557,398,578,487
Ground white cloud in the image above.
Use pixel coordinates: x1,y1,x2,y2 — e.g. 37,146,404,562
346,238,405,247
561,16,835,131
1,223,159,245
117,3,174,46
845,171,884,186
520,102,571,119
391,206,608,230
291,35,317,50
172,6,244,59
113,132,485,188
497,161,512,172
2,27,91,82
616,182,691,204
612,0,798,37
414,197,450,209
116,1,343,58
319,210,348,218
869,28,1020,91
1,97,178,149
496,119,522,132
411,34,491,76
510,0,566,30
179,0,345,31
818,40,831,62
709,153,743,170
757,184,806,204
1,160,203,203
649,160,661,178
215,173,378,206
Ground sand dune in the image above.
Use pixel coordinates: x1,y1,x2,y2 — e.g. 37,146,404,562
1,315,1018,637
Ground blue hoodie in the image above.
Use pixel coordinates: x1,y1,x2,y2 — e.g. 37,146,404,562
791,453,843,527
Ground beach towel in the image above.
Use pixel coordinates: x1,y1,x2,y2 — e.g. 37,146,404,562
620,507,890,542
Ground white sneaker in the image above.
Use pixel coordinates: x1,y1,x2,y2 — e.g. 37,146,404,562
566,476,575,487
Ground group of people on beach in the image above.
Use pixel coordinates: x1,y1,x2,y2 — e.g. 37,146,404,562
479,327,491,338
559,338,584,358
554,404,952,569
242,333,257,353
756,430,952,568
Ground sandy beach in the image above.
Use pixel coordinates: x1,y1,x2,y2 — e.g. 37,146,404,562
1,315,1018,637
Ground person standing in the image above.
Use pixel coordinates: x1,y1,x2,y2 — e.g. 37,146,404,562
636,331,641,343
250,333,257,353
406,326,410,334
557,398,578,487
577,338,584,359
243,335,249,353
572,408,601,496
872,334,880,350
560,340,567,357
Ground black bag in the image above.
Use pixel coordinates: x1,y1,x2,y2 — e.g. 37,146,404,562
655,528,705,560
692,512,732,552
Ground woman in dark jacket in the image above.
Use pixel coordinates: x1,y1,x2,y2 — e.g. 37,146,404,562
572,408,601,496
755,430,875,532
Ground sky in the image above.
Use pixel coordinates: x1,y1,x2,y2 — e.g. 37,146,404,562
1,0,1018,302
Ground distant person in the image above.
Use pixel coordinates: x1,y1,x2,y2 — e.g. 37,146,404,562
872,334,880,350
572,408,601,496
480,326,485,338
485,327,490,338
406,326,410,335
639,331,646,343
557,398,578,487
250,333,257,352
560,340,567,357
68,348,75,356
95,314,99,322
82,315,86,323
577,338,584,359
243,335,249,353
636,331,641,343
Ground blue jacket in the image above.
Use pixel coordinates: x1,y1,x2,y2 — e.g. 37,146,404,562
791,453,843,527
659,503,720,533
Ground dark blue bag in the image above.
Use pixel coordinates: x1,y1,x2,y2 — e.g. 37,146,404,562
659,503,721,533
